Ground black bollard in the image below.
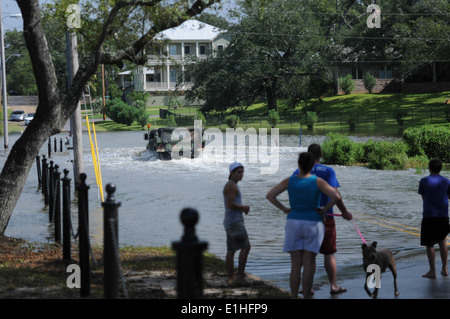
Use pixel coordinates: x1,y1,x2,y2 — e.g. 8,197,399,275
48,161,55,222
36,155,42,187
54,137,57,153
102,184,121,299
42,156,48,204
48,137,51,158
62,169,71,261
172,208,208,299
54,165,61,242
60,138,63,152
78,173,90,297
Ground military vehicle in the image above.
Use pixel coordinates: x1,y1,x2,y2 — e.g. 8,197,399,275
144,127,204,160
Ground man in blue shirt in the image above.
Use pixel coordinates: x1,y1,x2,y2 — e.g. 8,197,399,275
293,144,352,294
418,158,450,278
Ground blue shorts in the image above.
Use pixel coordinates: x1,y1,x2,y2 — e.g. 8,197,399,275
283,219,325,254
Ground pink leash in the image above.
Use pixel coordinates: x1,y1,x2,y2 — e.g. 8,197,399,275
327,213,367,244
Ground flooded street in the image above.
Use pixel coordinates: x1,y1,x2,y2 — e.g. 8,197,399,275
1,130,440,292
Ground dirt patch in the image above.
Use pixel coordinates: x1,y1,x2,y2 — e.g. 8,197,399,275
0,236,289,299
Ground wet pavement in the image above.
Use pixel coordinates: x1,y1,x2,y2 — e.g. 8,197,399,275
313,252,450,299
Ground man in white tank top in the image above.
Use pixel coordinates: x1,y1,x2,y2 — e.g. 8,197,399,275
223,162,251,284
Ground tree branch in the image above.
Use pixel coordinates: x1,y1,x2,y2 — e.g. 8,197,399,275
99,0,221,66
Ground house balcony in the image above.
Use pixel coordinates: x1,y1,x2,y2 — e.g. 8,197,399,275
145,81,193,91
147,54,209,65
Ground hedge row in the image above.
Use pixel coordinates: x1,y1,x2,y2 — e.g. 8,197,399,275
321,133,413,170
320,124,450,170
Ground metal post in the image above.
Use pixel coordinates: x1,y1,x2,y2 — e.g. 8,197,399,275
78,173,90,297
172,208,208,299
48,137,51,158
62,169,71,261
54,137,57,153
102,184,121,299
48,161,55,221
36,155,42,187
42,156,48,204
60,138,63,152
54,165,61,242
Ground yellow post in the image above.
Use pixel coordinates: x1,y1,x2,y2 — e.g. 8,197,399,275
86,116,103,201
92,122,104,202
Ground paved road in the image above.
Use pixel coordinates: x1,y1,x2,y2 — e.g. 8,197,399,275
313,252,450,299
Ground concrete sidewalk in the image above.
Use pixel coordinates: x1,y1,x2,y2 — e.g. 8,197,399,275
313,253,450,299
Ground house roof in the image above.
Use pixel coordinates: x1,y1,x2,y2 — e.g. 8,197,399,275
157,19,223,41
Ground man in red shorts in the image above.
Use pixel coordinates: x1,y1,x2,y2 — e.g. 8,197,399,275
294,144,352,294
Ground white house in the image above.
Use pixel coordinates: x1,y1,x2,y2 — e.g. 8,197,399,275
119,20,229,92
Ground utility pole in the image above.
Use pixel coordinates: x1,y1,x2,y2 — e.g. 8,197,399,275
66,30,84,188
102,64,106,120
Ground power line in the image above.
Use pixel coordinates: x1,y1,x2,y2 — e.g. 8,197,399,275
225,30,450,42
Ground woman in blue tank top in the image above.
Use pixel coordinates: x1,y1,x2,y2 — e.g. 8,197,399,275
266,152,341,298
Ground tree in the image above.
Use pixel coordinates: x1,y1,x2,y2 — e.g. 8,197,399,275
185,0,331,114
0,0,220,235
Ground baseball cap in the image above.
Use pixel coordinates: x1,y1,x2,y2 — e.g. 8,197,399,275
229,162,243,172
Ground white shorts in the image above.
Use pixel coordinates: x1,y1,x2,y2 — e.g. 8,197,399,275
283,219,325,254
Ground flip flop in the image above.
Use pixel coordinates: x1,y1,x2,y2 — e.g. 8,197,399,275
330,287,347,295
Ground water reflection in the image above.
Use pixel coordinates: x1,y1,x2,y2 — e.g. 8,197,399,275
1,130,441,292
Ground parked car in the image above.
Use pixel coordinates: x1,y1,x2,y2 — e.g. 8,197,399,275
24,113,35,125
9,110,26,121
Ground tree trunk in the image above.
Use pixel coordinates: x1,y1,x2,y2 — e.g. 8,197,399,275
265,78,278,111
0,0,218,235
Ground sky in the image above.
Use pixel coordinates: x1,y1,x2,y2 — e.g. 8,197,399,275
1,0,235,32
1,0,23,31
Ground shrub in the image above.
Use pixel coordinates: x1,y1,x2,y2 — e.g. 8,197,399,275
322,133,410,169
366,141,408,170
105,98,126,123
167,114,177,127
321,133,363,165
338,74,355,95
225,114,240,129
135,108,149,127
403,124,450,163
300,111,318,130
116,105,137,126
363,72,377,93
267,109,280,128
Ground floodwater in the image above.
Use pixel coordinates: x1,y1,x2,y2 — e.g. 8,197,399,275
1,129,444,292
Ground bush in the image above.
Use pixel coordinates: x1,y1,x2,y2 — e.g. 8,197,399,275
267,109,280,128
321,133,363,165
338,74,355,95
135,108,149,127
300,111,318,130
322,133,410,170
116,105,137,126
105,98,126,123
167,114,177,127
363,72,377,93
225,114,240,129
403,124,450,163
366,141,408,170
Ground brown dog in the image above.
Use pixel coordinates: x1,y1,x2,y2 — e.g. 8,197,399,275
362,241,399,298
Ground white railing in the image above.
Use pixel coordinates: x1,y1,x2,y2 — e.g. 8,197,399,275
145,81,193,91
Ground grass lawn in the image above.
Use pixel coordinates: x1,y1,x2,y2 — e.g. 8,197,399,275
3,92,448,137
203,91,450,136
